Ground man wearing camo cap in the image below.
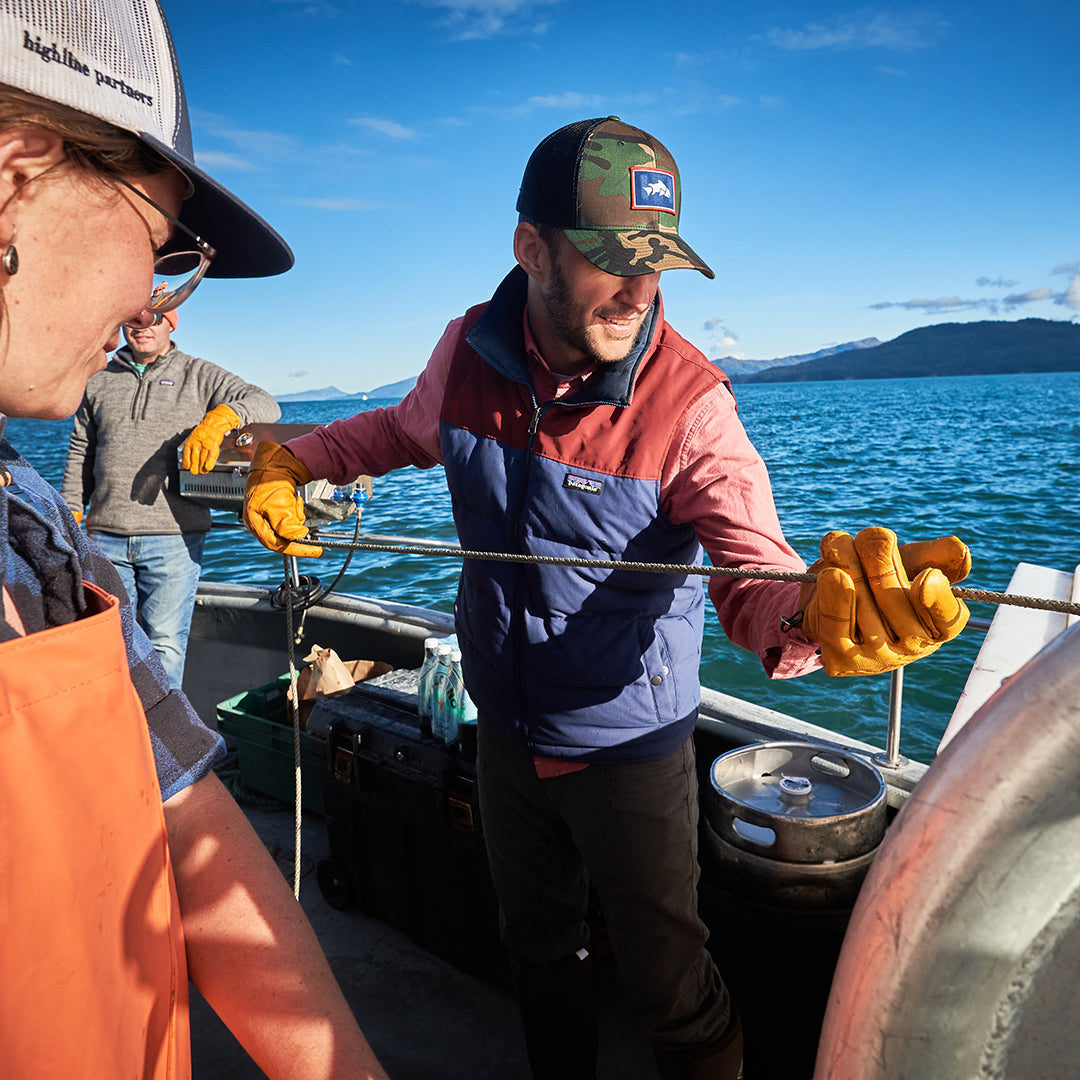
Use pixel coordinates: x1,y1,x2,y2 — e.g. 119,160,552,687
245,117,969,1078
248,115,775,1078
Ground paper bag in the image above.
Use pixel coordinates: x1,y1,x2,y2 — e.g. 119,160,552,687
300,644,355,697
286,644,393,727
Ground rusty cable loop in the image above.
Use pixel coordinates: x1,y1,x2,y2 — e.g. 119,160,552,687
306,534,1080,620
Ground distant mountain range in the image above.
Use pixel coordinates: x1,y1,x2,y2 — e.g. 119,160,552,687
718,338,881,376
365,376,421,399
275,386,354,402
275,376,417,402
276,318,1080,402
729,318,1080,383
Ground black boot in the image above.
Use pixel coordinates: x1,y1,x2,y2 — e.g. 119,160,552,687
510,950,599,1080
652,1011,743,1080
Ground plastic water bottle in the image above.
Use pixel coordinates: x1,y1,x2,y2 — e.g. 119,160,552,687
417,637,440,732
430,644,454,742
450,650,478,756
436,649,470,745
451,652,477,724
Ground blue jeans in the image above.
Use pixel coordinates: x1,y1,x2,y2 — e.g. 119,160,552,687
90,531,205,690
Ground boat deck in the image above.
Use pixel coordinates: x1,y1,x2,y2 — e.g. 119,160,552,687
183,582,925,1078
183,572,1080,1078
189,804,657,1079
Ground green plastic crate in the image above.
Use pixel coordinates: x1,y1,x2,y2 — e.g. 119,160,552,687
216,675,325,813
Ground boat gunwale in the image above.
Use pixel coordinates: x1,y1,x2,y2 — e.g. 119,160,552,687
192,581,927,807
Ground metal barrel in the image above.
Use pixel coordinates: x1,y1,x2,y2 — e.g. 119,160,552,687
699,742,888,1080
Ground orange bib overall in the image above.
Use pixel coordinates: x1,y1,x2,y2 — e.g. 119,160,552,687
0,582,190,1078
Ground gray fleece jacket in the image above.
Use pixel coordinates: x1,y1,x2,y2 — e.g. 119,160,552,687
61,343,280,536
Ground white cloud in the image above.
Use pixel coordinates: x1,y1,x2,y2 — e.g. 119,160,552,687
767,12,948,52
713,338,744,360
217,130,298,158
1052,261,1080,276
526,91,608,111
350,116,420,140
193,150,261,172
704,318,745,360
414,0,564,41
1057,276,1080,310
870,296,989,313
871,275,1080,317
1001,288,1052,309
191,111,300,161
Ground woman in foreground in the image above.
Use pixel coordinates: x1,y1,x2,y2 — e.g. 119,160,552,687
0,3,389,1077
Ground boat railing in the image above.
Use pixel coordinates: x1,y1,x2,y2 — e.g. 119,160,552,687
210,519,1076,774
874,612,988,772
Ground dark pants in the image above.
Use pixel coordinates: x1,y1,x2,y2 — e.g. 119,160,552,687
477,721,733,1051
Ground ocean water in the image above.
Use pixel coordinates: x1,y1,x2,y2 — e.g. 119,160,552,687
8,371,1078,763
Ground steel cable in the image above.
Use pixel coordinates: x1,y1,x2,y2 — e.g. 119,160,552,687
308,534,1080,620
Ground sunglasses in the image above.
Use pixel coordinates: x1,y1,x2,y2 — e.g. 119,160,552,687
107,172,216,328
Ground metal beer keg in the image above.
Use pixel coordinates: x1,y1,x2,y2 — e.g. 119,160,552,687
704,741,887,908
699,742,888,1080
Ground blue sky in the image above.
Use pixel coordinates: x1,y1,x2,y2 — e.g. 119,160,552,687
162,1,1079,396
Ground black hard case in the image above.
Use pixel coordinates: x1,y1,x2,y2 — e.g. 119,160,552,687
307,680,507,984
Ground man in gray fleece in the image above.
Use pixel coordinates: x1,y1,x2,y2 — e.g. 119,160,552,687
61,312,280,688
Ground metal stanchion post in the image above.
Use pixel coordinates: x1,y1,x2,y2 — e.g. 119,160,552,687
874,667,910,770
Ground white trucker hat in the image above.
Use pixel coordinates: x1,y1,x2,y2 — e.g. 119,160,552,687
0,0,293,278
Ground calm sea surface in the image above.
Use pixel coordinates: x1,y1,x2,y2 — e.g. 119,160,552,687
8,371,1079,763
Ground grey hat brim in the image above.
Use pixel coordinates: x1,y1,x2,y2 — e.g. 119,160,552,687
141,134,293,279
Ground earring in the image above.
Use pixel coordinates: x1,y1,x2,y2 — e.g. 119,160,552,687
2,226,17,277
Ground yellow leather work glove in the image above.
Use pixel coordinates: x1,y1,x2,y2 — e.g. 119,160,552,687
797,527,970,677
243,441,323,557
182,403,241,474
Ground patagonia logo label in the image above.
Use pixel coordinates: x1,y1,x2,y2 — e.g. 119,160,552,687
630,167,676,214
564,474,603,496
159,379,175,386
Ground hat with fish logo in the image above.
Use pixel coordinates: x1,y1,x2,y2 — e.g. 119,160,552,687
516,116,714,279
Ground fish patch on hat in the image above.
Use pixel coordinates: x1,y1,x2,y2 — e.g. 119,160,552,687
630,167,676,215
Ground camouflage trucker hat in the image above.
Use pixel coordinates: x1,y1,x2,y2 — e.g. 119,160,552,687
516,116,714,279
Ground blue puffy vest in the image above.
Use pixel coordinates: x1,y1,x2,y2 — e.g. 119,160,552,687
441,268,732,764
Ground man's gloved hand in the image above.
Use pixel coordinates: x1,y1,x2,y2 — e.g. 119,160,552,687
243,441,323,557
797,527,970,676
182,404,241,474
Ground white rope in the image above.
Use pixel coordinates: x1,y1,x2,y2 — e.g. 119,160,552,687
283,557,303,901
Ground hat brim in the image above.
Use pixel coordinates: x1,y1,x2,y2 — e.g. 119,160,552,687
563,227,714,280
141,134,293,279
